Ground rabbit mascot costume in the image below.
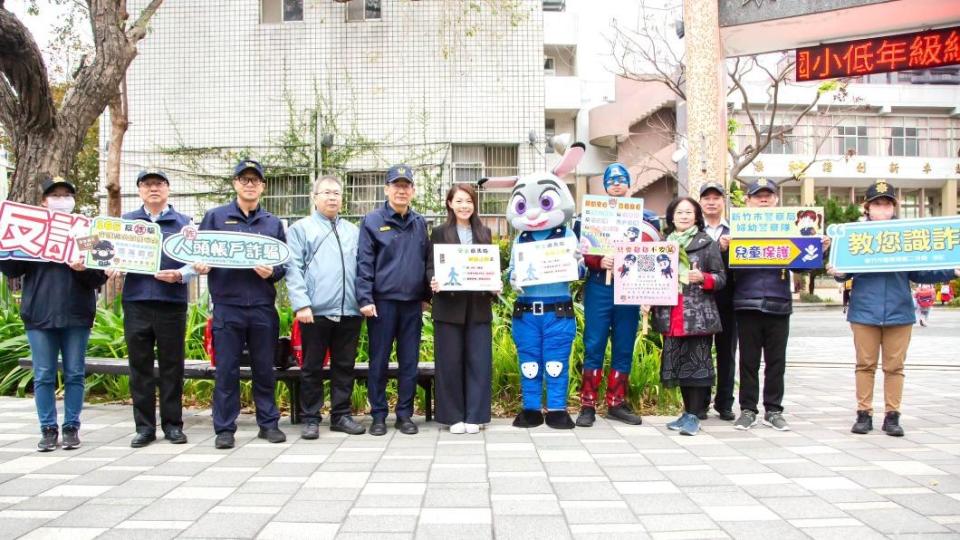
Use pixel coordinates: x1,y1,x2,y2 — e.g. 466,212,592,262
480,140,585,429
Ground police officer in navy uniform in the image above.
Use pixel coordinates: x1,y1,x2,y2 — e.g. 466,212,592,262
194,160,288,449
356,164,431,436
119,170,196,448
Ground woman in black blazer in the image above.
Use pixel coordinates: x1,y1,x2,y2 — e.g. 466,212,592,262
427,184,498,434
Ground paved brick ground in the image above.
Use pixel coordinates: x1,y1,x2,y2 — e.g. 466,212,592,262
0,310,958,539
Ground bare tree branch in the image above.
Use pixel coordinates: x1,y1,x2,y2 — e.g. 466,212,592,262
128,0,163,40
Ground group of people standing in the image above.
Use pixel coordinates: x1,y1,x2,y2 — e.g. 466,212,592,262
5,161,959,451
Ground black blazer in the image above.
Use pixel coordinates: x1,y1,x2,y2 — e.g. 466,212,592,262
426,224,494,325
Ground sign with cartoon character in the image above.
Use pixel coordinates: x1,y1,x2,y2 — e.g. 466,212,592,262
827,216,960,273
0,200,90,263
479,135,584,430
613,241,679,305
432,243,501,292
579,195,645,255
729,206,825,269
80,217,163,274
162,226,291,268
729,206,824,238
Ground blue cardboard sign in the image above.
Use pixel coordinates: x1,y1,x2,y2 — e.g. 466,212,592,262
827,216,960,273
162,226,290,268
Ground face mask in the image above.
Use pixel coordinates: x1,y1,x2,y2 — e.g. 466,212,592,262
46,196,75,213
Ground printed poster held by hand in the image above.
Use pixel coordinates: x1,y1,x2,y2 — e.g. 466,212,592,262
728,206,825,269
162,226,291,268
579,195,645,255
81,217,163,274
827,216,960,273
433,244,501,292
0,200,90,264
613,241,679,306
514,236,579,287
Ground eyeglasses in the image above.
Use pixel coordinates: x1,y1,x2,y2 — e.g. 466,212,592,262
140,180,168,189
235,176,264,186
315,190,342,198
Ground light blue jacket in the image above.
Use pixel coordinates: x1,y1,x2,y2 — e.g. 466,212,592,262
286,211,361,317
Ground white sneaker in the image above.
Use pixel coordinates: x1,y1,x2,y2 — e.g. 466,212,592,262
465,423,480,434
450,422,466,434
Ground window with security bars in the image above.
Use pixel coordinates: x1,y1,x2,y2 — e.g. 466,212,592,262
261,0,303,23
347,0,381,21
890,127,919,157
261,173,312,218
344,171,386,216
452,144,518,216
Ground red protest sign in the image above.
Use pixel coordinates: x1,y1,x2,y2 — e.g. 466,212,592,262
0,200,90,263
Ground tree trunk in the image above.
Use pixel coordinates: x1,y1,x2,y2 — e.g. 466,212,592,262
105,80,128,217
0,0,165,206
7,128,83,205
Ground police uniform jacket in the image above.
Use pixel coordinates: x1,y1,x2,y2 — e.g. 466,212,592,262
199,200,286,307
356,201,430,307
121,205,192,304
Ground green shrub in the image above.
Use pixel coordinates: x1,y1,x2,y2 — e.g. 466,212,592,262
0,274,678,416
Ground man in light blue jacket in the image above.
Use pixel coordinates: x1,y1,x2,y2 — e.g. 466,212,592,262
286,175,365,438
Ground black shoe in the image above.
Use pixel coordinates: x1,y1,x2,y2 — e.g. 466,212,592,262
575,407,596,427
61,425,80,450
331,415,366,435
851,411,873,435
512,409,544,428
369,419,387,436
545,410,576,429
130,431,157,448
258,427,287,443
882,411,904,437
716,409,735,421
697,411,709,420
606,403,643,425
215,432,235,449
164,427,188,444
37,426,58,452
395,416,418,435
301,420,320,440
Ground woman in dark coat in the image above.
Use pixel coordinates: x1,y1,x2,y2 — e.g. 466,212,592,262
652,197,726,436
0,178,107,452
426,184,498,434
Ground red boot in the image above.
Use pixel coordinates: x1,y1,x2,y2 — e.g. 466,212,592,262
605,370,642,425
576,368,602,427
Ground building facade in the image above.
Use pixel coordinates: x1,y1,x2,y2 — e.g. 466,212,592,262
106,0,548,232
731,72,960,217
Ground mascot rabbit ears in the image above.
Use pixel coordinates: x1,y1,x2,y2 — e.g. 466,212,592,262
477,140,585,190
